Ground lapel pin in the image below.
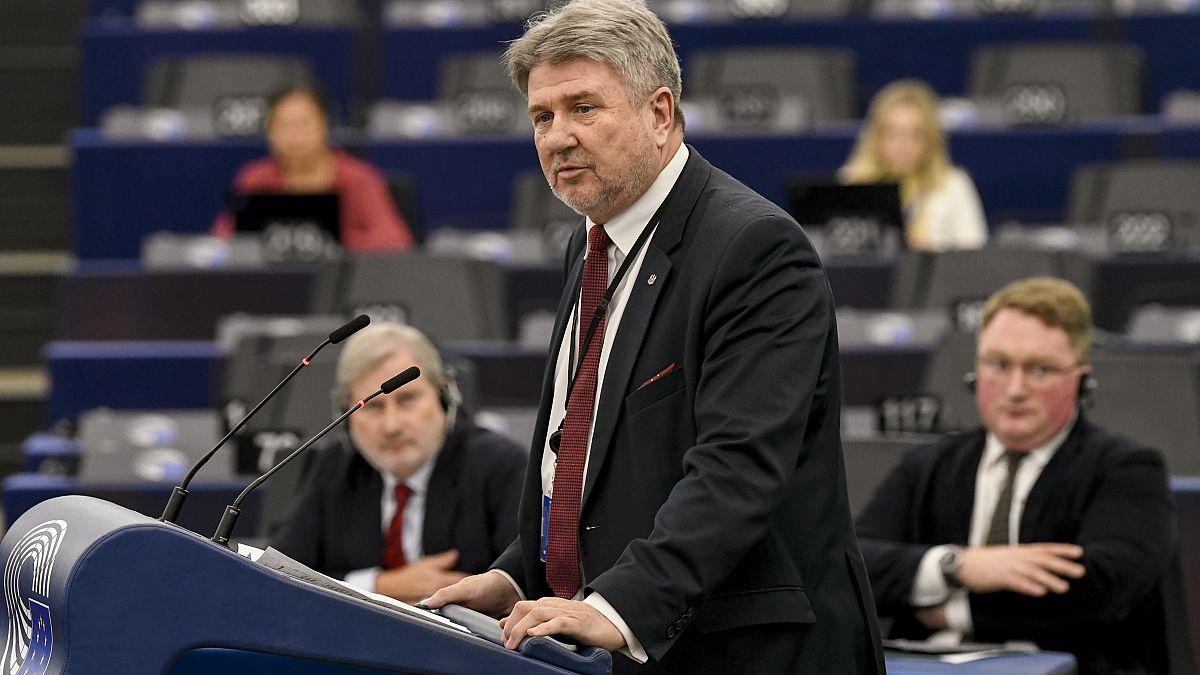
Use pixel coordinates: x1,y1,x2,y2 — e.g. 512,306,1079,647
647,274,657,286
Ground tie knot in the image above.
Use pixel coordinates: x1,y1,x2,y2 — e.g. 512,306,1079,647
587,225,609,255
394,483,413,507
1003,451,1027,472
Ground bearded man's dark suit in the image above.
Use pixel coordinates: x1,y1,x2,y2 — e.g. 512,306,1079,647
270,416,526,580
855,415,1175,673
491,147,885,673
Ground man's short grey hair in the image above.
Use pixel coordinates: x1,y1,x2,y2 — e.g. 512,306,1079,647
504,0,684,129
334,322,445,405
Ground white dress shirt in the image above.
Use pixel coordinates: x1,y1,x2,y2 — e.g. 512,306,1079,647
342,458,435,593
492,144,690,664
911,412,1077,637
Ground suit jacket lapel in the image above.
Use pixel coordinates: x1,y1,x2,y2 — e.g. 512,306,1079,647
581,147,711,507
1019,417,1086,540
345,454,386,563
929,432,983,544
583,245,672,504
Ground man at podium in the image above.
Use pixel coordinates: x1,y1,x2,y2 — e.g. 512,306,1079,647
270,323,527,602
427,0,884,672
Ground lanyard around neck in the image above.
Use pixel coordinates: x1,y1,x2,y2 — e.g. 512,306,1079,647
548,210,665,455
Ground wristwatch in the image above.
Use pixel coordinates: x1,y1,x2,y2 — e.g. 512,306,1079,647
939,545,964,589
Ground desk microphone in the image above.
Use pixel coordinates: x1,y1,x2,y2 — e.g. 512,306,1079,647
160,314,371,525
211,365,421,546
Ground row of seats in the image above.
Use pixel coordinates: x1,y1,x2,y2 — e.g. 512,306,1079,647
80,5,1200,129
27,316,1200,481
101,40,1178,141
90,0,1198,24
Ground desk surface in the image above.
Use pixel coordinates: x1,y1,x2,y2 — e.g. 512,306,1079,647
886,651,1076,675
165,647,1078,674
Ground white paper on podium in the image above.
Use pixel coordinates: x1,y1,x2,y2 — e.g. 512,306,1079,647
252,546,468,634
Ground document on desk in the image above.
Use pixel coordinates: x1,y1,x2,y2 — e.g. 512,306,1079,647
884,638,1039,663
250,546,468,634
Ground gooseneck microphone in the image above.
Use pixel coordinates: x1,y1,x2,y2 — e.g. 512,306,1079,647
211,366,421,546
160,314,371,524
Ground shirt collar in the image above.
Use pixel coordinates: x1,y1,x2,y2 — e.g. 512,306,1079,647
379,455,435,497
983,409,1079,470
585,144,689,257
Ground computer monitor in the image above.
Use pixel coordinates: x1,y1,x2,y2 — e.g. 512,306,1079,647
788,182,903,256
231,192,341,263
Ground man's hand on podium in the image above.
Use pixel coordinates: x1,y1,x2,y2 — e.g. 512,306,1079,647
424,570,521,618
375,549,468,602
500,598,625,652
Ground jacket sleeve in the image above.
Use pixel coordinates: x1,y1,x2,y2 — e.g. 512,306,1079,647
484,437,529,560
267,448,332,571
854,448,938,613
970,445,1173,637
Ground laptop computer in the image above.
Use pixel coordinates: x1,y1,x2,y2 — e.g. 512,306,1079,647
788,182,904,256
231,192,342,263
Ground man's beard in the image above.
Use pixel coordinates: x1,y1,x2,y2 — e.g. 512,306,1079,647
549,146,658,220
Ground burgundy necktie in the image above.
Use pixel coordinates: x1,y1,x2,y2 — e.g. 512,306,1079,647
546,225,609,599
383,483,413,569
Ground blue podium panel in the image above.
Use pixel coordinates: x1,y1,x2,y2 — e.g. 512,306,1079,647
44,341,222,425
0,496,595,675
168,648,409,674
81,18,357,126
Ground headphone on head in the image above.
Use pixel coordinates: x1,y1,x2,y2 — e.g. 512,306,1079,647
962,369,1097,408
438,364,464,415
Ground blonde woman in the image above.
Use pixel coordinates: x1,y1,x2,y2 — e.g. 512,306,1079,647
841,79,987,251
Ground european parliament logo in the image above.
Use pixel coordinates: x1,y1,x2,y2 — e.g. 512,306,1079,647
2,520,66,675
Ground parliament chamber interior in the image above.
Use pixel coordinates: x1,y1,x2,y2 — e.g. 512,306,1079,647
0,0,1198,672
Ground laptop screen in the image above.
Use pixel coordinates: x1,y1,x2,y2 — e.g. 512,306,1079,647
788,182,903,255
231,192,341,263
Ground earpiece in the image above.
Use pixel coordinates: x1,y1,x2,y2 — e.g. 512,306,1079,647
439,365,463,414
962,371,977,392
1077,373,1097,409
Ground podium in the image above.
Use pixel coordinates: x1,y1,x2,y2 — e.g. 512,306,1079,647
0,496,609,674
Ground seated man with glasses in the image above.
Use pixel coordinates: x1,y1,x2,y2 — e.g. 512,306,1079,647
856,277,1174,673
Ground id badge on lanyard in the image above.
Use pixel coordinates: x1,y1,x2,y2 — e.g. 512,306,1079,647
540,494,552,562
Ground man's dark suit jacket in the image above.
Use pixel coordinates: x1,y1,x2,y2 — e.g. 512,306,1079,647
270,417,526,580
493,147,884,673
856,415,1174,673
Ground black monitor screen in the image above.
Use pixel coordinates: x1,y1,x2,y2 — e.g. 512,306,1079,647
232,192,341,262
788,181,903,255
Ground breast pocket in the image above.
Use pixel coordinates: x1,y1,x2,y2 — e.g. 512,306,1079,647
625,366,685,417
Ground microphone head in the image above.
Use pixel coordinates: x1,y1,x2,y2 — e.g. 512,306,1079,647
329,314,371,344
382,366,421,394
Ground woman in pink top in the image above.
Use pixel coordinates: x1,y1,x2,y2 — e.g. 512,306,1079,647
212,86,415,252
